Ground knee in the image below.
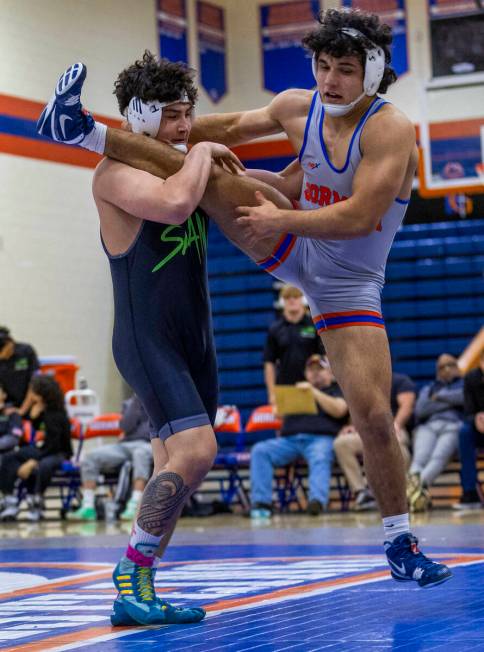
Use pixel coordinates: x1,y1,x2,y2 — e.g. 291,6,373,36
171,438,217,485
354,407,394,444
333,436,348,455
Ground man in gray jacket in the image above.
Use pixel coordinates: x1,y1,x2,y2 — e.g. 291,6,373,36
69,394,152,521
407,354,464,511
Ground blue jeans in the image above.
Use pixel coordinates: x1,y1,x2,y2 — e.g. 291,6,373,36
250,434,334,506
458,421,484,492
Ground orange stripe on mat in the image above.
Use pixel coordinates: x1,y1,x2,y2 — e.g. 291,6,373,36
0,625,134,652
0,562,108,571
0,569,113,602
205,568,390,611
1,554,482,652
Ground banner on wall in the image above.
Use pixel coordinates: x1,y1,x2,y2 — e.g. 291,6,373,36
157,0,188,62
197,1,227,102
260,0,320,94
342,0,409,77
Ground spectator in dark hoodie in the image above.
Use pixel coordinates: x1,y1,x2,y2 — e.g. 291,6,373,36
407,353,464,512
0,375,72,521
453,349,484,510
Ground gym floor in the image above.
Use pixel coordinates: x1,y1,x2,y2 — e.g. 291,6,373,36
0,510,483,651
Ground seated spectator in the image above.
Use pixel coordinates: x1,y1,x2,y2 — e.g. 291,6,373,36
250,354,348,518
408,353,464,512
0,326,39,416
0,381,24,463
453,349,484,510
0,375,72,522
334,372,415,511
68,394,152,521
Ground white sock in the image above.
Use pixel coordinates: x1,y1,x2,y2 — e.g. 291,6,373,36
382,513,410,542
82,489,95,509
130,489,143,504
81,121,107,154
127,522,162,563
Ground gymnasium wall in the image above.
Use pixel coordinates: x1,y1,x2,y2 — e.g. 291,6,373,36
0,0,481,410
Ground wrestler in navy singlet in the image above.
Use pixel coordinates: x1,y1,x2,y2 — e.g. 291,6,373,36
102,208,218,440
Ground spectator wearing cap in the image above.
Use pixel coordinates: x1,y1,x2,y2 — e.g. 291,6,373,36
264,285,325,409
250,354,348,517
407,353,464,512
453,349,484,510
334,372,416,511
0,326,39,416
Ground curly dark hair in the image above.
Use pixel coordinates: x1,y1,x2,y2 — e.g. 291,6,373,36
30,375,66,412
302,8,397,94
113,50,198,116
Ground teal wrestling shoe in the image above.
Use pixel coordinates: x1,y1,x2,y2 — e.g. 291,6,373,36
111,557,205,626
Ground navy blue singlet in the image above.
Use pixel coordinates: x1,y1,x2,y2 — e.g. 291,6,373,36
102,209,218,440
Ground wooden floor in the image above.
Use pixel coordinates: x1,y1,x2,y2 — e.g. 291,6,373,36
0,509,483,651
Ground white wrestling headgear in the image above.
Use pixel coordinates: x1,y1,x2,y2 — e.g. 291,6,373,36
312,27,385,117
126,92,192,150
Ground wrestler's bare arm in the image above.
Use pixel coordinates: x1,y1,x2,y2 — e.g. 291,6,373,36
93,142,225,223
245,159,303,201
189,89,312,147
238,110,417,241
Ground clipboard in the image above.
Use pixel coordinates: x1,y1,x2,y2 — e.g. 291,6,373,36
274,385,318,416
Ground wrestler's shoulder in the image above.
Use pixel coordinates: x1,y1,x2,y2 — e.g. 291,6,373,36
270,88,313,118
365,102,416,142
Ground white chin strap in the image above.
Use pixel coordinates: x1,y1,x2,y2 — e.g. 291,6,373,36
172,143,188,153
312,27,385,117
126,92,191,137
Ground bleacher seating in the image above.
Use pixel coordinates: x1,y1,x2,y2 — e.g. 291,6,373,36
208,219,484,411
206,218,484,510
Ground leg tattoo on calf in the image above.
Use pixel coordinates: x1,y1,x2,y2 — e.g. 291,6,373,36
137,471,190,536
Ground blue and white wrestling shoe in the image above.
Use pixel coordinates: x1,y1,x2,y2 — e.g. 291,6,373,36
36,62,95,144
111,556,206,626
385,533,452,588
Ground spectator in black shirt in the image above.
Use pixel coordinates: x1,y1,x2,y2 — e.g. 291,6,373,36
0,326,39,415
264,285,324,407
0,375,72,522
251,354,348,517
453,349,484,510
0,381,24,462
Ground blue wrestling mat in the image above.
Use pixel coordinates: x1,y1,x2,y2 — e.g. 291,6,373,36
0,544,482,651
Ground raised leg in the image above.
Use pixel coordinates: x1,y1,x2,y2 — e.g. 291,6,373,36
104,128,292,261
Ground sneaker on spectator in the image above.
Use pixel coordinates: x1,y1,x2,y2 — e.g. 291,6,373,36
250,503,272,520
406,472,421,501
452,490,483,511
0,495,19,522
385,533,452,588
409,485,432,513
353,489,377,512
25,495,43,522
307,499,324,516
120,497,139,522
67,505,96,521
